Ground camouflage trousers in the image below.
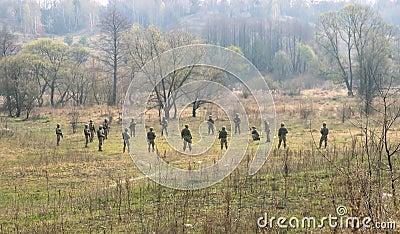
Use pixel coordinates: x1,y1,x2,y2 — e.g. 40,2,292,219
98,137,104,151
57,134,62,146
90,130,95,142
85,135,89,147
183,139,192,152
208,124,214,135
148,140,155,152
265,129,271,142
319,135,328,148
278,136,286,149
123,139,130,153
161,126,168,136
234,124,240,134
220,138,228,150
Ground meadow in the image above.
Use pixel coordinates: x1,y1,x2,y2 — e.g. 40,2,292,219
0,89,399,233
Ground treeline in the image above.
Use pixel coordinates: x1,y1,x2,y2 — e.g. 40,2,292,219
203,16,317,78
0,11,199,118
1,0,400,36
0,0,101,35
0,2,400,119
0,36,107,118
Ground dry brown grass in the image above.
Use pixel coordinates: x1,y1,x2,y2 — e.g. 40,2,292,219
0,89,399,233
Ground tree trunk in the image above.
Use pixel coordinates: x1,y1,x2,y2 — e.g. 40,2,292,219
192,104,197,117
112,58,117,106
164,106,170,120
50,80,55,107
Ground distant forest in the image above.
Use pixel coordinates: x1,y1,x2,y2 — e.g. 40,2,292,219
1,0,399,35
1,0,400,117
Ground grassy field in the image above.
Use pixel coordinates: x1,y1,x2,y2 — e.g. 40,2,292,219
0,89,399,233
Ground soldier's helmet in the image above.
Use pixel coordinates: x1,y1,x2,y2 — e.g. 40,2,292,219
99,125,103,129
252,126,256,129
56,123,60,127
104,119,108,122
281,122,285,127
185,124,189,128
235,113,239,116
125,128,128,132
149,127,154,131
222,126,226,130
90,119,93,122
85,124,89,127
322,122,327,126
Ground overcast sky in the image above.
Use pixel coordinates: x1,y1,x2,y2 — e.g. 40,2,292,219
92,0,377,7
94,0,107,6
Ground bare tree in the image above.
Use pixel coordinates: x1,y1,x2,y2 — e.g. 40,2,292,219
124,26,202,119
317,4,393,102
67,46,91,105
0,29,20,58
98,2,130,106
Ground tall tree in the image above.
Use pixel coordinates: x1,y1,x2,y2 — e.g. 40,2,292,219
0,29,19,58
23,38,70,107
99,3,130,106
317,4,394,102
67,46,91,105
0,54,38,118
124,25,202,119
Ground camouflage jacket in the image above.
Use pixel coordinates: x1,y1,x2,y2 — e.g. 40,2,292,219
147,131,156,140
129,121,136,130
320,127,329,136
233,116,241,124
56,127,63,135
89,123,95,131
278,127,288,137
219,130,228,139
97,129,105,139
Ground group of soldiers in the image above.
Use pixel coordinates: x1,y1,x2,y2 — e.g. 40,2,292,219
86,119,110,151
250,121,329,149
55,114,330,153
55,118,111,151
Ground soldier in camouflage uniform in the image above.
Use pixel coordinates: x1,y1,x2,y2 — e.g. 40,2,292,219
160,117,168,136
233,113,241,134
264,119,271,143
84,124,90,148
278,122,288,149
56,123,63,146
103,119,110,139
218,126,228,150
147,127,156,152
129,118,136,137
207,115,215,135
181,124,192,152
319,122,329,149
251,126,260,141
89,119,95,142
97,125,105,151
122,128,131,153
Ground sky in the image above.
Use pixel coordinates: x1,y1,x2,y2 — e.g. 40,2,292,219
92,0,378,7
94,0,107,6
